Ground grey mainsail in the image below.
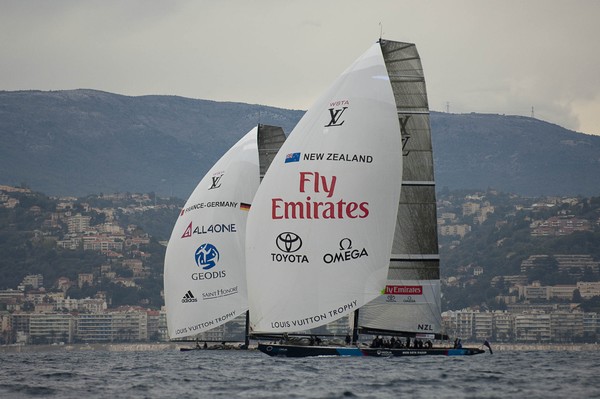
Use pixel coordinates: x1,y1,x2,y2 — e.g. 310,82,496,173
358,40,443,338
257,124,287,181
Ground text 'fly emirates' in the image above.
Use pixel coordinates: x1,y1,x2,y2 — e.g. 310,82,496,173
271,172,369,220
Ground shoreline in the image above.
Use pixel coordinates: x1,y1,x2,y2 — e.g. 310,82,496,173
0,342,182,353
1,342,599,353
484,343,600,351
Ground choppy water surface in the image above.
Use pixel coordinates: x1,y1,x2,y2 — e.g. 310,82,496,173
1,348,598,398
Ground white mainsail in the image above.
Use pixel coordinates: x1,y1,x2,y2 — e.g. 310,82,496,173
246,42,403,333
164,125,284,339
358,40,444,337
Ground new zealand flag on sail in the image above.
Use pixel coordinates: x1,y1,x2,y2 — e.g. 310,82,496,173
285,152,301,163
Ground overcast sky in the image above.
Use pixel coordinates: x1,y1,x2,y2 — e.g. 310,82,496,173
2,0,599,136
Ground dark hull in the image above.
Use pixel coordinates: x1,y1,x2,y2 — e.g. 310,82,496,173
180,347,203,351
258,343,485,357
180,346,247,352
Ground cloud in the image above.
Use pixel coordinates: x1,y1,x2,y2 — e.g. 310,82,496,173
1,0,599,135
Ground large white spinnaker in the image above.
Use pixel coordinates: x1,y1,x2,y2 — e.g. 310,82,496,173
164,127,260,339
246,42,403,333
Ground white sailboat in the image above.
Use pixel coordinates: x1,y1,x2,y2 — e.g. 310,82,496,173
163,124,285,347
245,39,484,357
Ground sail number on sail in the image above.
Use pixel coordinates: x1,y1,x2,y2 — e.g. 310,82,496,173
271,172,369,219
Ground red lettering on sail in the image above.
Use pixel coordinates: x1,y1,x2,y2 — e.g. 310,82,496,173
271,171,368,220
385,285,423,295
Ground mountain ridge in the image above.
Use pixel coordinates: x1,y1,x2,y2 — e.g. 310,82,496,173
1,89,599,198
431,112,600,196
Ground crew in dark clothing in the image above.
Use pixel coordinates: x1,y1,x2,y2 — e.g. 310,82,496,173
371,336,384,348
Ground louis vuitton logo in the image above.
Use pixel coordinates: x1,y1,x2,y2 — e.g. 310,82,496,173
324,107,347,127
399,115,411,156
209,174,223,190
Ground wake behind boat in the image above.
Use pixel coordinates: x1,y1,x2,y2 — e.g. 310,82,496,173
245,39,485,357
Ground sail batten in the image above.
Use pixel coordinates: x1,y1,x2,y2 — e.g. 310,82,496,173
391,254,440,261
389,75,424,81
403,180,435,186
396,109,429,113
382,42,417,54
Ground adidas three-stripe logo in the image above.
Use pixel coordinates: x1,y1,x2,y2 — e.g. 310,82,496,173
181,290,198,303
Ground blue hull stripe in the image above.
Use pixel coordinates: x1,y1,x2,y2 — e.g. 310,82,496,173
335,347,364,356
257,343,485,357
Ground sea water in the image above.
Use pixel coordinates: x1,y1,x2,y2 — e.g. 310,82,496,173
1,347,598,398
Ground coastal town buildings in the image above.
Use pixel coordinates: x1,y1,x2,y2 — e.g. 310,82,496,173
2,186,600,346
443,309,599,343
0,302,167,344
